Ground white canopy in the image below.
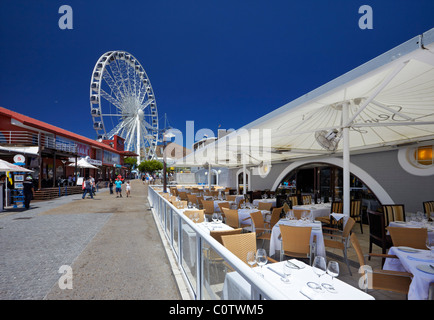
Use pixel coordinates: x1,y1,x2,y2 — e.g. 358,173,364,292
0,159,33,172
68,158,98,169
175,28,434,168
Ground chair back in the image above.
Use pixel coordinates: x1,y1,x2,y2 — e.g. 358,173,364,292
350,200,362,219
350,233,366,267
283,202,290,213
237,199,245,209
221,232,257,266
217,201,230,213
269,207,283,228
292,209,306,220
222,208,240,228
331,201,343,213
201,200,215,214
173,201,187,209
279,225,312,257
184,210,205,223
288,195,298,206
367,210,387,241
178,191,189,201
342,217,356,238
187,194,198,205
210,228,243,244
302,195,312,205
250,211,266,231
423,201,434,220
382,204,405,224
387,227,428,249
258,202,273,211
226,195,236,201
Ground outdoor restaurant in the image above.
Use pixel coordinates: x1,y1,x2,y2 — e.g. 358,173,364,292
0,106,134,206
148,28,434,300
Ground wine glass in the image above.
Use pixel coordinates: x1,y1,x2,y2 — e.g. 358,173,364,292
281,262,291,283
426,237,434,257
193,211,199,223
256,249,268,277
246,251,256,268
312,256,327,289
323,261,339,293
212,213,219,223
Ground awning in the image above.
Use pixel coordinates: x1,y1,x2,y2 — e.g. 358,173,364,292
68,158,99,169
0,146,39,156
174,28,434,168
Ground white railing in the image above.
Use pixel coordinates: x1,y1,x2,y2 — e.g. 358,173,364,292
0,131,77,153
148,186,287,300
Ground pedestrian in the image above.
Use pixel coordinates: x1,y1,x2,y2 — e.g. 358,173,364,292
109,178,114,194
115,177,123,198
126,180,131,197
82,177,93,199
90,175,96,196
23,175,35,209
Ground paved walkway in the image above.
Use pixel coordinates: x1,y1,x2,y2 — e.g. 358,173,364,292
0,180,182,300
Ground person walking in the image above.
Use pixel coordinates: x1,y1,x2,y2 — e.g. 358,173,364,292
23,175,35,209
114,177,123,198
125,180,131,197
109,178,114,194
82,177,93,199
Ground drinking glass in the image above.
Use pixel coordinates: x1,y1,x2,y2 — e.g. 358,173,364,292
312,256,327,280
256,249,268,277
212,213,219,223
281,262,291,283
426,237,434,257
193,211,199,223
323,261,339,293
246,251,256,268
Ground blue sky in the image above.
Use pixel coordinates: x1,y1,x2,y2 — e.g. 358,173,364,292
1,1,433,149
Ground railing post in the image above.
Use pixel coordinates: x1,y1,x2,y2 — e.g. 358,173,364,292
196,235,203,300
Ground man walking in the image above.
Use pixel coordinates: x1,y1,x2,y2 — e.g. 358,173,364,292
115,177,123,198
23,175,35,209
82,177,93,199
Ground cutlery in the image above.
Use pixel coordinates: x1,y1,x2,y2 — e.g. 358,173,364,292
430,264,434,270
267,266,285,278
286,260,301,269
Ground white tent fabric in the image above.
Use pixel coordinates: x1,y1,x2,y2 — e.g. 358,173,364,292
175,28,434,168
0,159,33,172
68,158,98,169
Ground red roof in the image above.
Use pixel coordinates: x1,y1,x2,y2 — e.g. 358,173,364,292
0,106,119,153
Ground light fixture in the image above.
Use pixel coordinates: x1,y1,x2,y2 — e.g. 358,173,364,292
415,146,433,166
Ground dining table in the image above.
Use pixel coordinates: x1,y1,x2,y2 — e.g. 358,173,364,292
383,246,434,300
252,198,276,207
292,203,331,219
237,208,271,227
222,259,374,300
388,220,434,242
269,218,325,258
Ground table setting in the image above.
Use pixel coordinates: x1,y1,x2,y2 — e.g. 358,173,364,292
223,257,374,300
292,203,331,219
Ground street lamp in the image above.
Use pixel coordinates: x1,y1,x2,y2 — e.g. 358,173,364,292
163,131,175,193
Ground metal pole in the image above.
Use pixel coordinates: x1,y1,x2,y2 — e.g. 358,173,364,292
342,102,350,217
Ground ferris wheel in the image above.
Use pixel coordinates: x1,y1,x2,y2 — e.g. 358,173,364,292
90,50,159,162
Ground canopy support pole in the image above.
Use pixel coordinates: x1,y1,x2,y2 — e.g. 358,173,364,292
208,164,212,190
342,102,350,217
243,163,247,196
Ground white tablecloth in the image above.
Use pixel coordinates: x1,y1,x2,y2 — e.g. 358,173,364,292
252,198,276,207
269,219,325,258
293,204,331,219
383,246,434,300
223,259,374,300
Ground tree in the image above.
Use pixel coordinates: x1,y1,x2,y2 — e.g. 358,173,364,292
138,159,163,173
124,157,137,168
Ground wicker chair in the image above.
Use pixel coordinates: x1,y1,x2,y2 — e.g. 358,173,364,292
350,233,412,296
217,201,230,213
288,195,298,207
350,199,363,233
221,208,251,231
173,201,187,209
278,225,313,264
201,200,215,216
423,201,434,221
323,217,356,275
302,195,312,205
178,191,189,201
387,227,428,250
221,232,277,268
257,202,273,211
382,204,405,225
250,210,272,247
265,206,282,229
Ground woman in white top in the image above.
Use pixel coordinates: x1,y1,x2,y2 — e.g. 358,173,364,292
126,180,131,197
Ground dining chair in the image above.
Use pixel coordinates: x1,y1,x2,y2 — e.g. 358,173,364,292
350,233,412,296
210,228,243,245
292,209,306,220
423,201,434,221
382,204,405,225
323,217,356,275
187,194,199,206
183,209,205,223
196,195,204,209
237,199,245,209
221,208,251,231
178,191,189,201
250,210,272,247
350,199,364,234
201,200,215,217
282,202,291,214
387,227,428,250
173,200,187,209
217,201,230,214
221,232,277,269
257,202,273,211
367,210,393,266
168,195,178,203
278,225,313,264
288,195,298,207
265,206,283,229
226,195,236,202
302,195,312,205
